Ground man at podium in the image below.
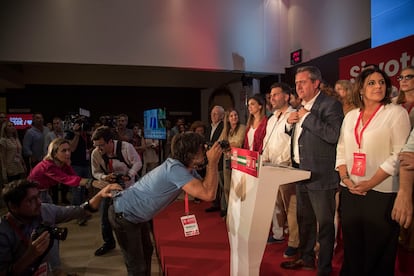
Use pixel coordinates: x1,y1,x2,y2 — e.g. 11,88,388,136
281,66,344,276
262,82,299,258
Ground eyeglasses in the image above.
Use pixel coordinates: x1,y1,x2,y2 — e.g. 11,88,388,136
397,74,414,81
93,142,106,148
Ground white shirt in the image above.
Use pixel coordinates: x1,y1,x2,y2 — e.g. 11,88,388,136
262,106,295,165
247,127,256,151
292,91,320,164
336,104,410,192
210,121,221,140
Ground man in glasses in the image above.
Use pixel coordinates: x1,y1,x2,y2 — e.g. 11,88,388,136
90,126,142,256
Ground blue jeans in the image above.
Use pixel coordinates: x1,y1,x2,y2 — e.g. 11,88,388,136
71,165,91,205
296,186,336,274
108,205,153,276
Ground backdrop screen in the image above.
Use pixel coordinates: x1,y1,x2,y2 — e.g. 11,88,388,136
143,108,166,140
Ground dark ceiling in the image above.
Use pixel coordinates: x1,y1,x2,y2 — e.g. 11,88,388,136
0,63,256,93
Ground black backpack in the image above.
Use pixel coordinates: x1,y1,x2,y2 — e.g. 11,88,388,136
100,140,131,174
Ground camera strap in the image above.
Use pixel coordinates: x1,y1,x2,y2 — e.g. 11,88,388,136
6,213,30,247
5,213,53,274
101,141,132,172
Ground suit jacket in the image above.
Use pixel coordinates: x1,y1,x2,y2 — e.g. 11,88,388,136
206,121,224,170
289,92,344,190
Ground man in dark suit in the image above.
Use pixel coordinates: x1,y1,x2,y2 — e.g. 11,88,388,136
281,66,344,276
205,105,225,215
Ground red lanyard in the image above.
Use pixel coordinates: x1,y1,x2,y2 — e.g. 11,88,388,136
184,193,190,215
403,102,414,114
354,104,382,149
6,213,30,247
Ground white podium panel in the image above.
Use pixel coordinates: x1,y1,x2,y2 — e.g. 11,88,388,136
227,149,310,276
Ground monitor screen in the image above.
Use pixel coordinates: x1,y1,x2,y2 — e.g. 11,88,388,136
371,0,414,47
7,114,33,130
143,108,166,140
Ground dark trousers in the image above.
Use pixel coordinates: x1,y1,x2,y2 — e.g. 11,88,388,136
71,165,91,205
108,205,153,276
340,188,399,276
296,186,336,274
212,170,224,209
100,197,115,246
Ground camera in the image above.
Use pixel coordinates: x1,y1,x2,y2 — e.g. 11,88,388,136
115,173,126,188
218,140,230,151
207,140,230,151
32,224,68,241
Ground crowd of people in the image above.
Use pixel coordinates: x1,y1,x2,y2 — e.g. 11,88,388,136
0,64,413,276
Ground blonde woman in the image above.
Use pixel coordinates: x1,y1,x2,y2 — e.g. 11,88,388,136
219,108,246,210
335,79,356,115
395,65,414,127
0,121,27,183
28,138,104,203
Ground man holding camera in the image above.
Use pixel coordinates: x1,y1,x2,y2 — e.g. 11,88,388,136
0,179,122,276
108,132,223,275
90,126,142,256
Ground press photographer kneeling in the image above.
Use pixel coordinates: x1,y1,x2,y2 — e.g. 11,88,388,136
0,179,122,276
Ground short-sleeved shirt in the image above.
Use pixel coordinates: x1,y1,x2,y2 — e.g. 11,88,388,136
113,158,199,223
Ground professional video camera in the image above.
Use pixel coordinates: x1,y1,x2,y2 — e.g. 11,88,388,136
63,114,91,132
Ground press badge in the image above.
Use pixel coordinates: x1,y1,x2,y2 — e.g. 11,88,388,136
33,262,47,276
180,214,200,237
351,152,366,176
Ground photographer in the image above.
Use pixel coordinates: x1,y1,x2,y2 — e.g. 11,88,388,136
90,126,142,256
108,132,223,275
65,120,93,217
0,179,122,276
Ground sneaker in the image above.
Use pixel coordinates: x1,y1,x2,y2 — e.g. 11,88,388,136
283,246,298,258
267,236,285,244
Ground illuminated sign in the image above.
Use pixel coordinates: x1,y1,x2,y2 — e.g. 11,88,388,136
290,49,302,65
7,114,33,129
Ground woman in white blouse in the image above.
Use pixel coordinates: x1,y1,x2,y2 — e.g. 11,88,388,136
335,67,411,275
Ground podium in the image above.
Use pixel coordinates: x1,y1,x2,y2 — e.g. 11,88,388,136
226,148,311,276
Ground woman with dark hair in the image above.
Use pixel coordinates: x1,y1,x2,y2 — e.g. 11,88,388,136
243,94,267,152
336,67,411,275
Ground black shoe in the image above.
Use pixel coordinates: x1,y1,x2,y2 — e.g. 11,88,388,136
205,206,220,213
220,210,227,217
94,244,115,256
78,218,87,226
280,259,315,271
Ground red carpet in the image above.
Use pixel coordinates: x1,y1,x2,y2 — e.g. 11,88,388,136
153,200,414,275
